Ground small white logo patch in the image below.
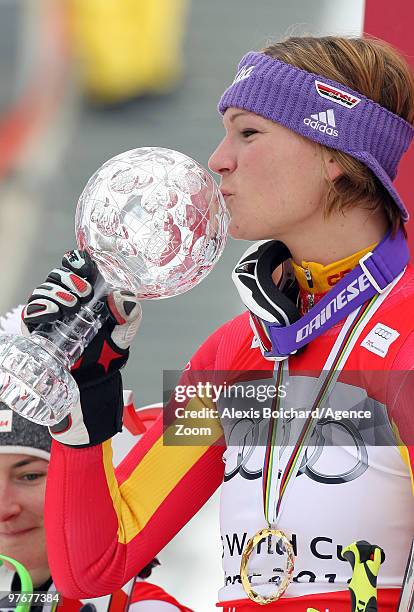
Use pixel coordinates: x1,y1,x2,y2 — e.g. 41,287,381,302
0,409,13,432
361,323,400,357
233,65,255,84
315,80,361,108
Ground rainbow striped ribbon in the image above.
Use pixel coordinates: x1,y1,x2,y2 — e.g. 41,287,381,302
262,289,386,526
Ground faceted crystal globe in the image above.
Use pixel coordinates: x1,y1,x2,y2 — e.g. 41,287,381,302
75,147,230,298
0,147,229,426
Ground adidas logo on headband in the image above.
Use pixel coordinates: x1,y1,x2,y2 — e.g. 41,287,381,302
304,109,338,137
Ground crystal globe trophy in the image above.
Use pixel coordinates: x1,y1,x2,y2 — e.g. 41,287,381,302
0,147,229,425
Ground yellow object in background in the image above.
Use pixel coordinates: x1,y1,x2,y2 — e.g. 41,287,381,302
306,540,385,612
342,541,385,612
68,0,189,103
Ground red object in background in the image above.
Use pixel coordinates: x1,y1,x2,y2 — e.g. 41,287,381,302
0,3,71,178
364,0,414,253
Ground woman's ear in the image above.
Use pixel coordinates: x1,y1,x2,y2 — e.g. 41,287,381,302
322,150,343,181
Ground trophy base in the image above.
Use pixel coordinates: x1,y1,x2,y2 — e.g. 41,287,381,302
0,333,79,426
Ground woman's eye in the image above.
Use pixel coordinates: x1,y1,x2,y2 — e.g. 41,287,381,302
241,129,258,138
20,473,45,483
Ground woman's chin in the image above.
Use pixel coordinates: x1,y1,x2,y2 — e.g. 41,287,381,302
229,223,269,242
229,222,252,241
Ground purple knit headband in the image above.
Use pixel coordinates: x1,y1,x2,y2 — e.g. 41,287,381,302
218,52,414,221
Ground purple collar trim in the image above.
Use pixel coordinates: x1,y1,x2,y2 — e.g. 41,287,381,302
263,229,409,358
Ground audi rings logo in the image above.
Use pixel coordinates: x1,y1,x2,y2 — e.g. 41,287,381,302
223,409,369,486
374,327,393,340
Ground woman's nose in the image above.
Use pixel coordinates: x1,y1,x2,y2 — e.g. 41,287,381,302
208,137,236,176
0,482,21,522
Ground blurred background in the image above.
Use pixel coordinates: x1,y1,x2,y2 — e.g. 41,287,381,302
0,0,406,609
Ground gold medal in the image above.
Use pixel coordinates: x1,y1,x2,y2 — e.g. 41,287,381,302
240,528,295,605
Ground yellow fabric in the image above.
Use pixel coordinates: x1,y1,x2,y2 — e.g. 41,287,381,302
69,0,188,101
102,396,223,544
291,243,377,294
392,420,414,495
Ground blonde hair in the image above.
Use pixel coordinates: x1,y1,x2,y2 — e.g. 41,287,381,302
262,36,414,235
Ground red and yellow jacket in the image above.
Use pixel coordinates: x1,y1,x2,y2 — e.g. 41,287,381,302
45,250,414,611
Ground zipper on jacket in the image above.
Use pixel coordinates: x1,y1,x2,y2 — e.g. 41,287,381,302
304,268,314,311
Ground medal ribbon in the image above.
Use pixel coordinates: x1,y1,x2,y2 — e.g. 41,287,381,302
262,271,404,526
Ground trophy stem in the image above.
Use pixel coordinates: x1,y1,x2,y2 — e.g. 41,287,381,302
0,277,111,425
33,275,110,369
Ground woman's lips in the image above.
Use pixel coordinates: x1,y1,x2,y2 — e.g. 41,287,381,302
0,528,36,537
220,187,233,197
